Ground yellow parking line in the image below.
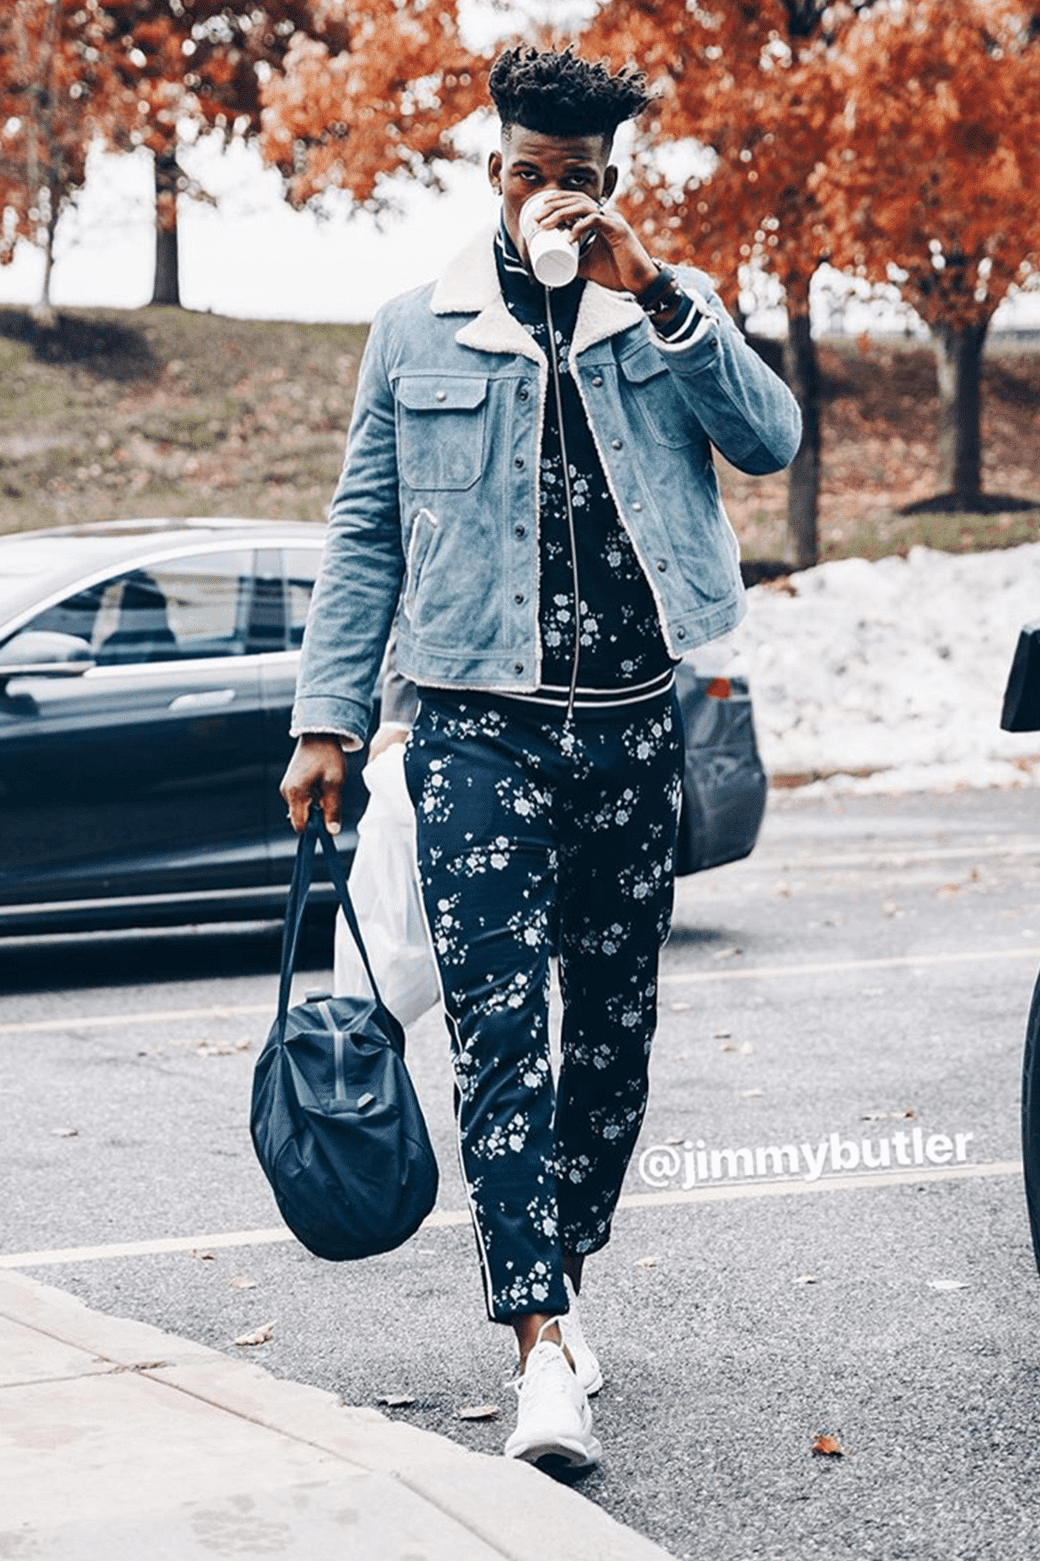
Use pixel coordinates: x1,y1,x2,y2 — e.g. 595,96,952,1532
0,1159,1022,1268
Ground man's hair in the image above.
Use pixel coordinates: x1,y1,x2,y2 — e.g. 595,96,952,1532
488,45,653,148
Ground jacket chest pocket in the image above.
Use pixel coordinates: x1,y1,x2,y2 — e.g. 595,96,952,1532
618,346,697,449
396,376,488,491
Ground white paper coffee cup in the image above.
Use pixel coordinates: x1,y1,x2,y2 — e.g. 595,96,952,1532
519,193,579,288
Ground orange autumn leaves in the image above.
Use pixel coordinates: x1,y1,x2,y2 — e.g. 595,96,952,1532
581,0,1040,331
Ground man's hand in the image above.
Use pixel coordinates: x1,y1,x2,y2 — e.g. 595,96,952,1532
530,191,659,297
280,735,346,835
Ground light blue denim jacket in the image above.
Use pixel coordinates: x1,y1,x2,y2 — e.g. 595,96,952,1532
292,227,801,746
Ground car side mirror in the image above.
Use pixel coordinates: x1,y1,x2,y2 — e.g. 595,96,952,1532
0,630,95,690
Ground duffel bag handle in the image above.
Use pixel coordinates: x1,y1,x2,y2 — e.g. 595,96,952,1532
276,805,394,1037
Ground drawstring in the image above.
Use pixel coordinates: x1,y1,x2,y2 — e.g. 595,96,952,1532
544,285,582,726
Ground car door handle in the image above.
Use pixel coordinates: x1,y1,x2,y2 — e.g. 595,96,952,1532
168,688,236,711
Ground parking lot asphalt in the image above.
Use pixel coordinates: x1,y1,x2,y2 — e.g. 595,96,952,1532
2,785,1040,1559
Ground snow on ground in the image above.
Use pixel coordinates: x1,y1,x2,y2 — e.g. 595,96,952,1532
709,543,1040,795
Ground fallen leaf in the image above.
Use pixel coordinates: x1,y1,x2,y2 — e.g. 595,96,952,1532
670,1000,693,1013
189,1250,215,1261
861,1108,916,1121
738,1088,764,1099
937,883,960,899
715,1030,732,1039
739,1041,755,1056
773,882,792,898
376,1392,416,1408
881,900,902,918
718,1040,738,1053
634,1256,659,1269
665,1136,684,1145
793,1274,818,1285
230,1275,258,1290
457,1403,499,1421
51,1127,79,1138
712,946,743,960
233,1321,273,1346
811,1433,846,1458
928,1279,969,1292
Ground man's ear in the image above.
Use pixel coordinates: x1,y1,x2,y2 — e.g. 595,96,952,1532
602,165,619,201
488,149,503,194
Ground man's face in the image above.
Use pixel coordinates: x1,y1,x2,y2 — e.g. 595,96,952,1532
488,126,618,265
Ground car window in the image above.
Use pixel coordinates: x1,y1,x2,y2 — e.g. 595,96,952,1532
284,548,321,649
10,551,257,666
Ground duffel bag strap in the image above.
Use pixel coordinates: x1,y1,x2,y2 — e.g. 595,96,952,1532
275,805,393,1034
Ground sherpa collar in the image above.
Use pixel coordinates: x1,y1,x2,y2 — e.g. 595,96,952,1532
429,225,644,363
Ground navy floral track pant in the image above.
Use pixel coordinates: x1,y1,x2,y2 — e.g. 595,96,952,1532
404,689,683,1323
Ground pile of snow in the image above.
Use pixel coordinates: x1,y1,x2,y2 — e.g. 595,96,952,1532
713,543,1040,795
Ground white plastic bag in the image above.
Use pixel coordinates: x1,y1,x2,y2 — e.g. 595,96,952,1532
334,743,440,1027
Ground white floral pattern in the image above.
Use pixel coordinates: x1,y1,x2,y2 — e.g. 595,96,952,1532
405,690,683,1319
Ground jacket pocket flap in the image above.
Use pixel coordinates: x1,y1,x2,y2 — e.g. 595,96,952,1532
396,376,488,412
618,345,669,385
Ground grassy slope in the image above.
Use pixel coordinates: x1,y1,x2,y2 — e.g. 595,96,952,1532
0,305,1037,560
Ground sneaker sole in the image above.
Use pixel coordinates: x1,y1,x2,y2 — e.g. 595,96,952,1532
505,1432,603,1469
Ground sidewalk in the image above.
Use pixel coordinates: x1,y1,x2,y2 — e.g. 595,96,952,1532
0,1268,674,1561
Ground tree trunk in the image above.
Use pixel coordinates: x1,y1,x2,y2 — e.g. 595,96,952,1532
31,192,58,327
782,286,821,571
934,319,988,503
151,151,181,307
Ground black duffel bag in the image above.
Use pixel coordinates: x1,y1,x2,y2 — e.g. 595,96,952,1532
250,806,438,1261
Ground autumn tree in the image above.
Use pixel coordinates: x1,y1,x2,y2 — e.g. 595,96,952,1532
813,0,1040,510
258,2,485,216
581,0,877,568
100,3,359,308
0,0,132,321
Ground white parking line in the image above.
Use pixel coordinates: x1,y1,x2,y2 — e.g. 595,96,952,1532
0,1159,1022,1268
658,946,1040,986
2,947,1039,1036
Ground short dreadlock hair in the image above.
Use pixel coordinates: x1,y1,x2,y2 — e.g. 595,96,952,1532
488,45,653,150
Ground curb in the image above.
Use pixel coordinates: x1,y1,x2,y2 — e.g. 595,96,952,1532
0,1269,675,1561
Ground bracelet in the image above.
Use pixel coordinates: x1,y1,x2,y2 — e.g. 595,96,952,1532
635,263,677,313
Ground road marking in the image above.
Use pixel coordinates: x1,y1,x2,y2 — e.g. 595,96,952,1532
658,946,1040,986
0,1159,1022,1268
0,1003,271,1036
2,946,1039,1036
752,840,1040,872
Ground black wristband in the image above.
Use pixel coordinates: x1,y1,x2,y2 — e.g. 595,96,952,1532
635,263,677,312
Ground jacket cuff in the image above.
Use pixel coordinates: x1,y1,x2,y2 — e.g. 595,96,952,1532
290,695,369,752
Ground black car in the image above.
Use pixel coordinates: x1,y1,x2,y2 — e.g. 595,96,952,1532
0,520,766,934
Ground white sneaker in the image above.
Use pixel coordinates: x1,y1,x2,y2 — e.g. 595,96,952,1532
504,1323,603,1469
559,1275,603,1397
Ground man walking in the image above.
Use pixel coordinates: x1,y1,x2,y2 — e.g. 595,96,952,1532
282,44,801,1470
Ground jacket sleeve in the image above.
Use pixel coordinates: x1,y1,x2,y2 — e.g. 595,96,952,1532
290,307,406,745
651,267,802,477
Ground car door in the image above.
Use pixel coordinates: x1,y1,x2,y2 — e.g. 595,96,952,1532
257,543,373,888
0,547,271,909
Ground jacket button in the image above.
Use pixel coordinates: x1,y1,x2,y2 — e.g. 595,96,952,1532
514,456,525,469
656,559,668,572
435,389,447,402
611,438,623,450
514,524,526,538
676,627,687,641
514,661,524,674
632,500,643,512
514,592,524,605
518,385,530,401
591,375,603,387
